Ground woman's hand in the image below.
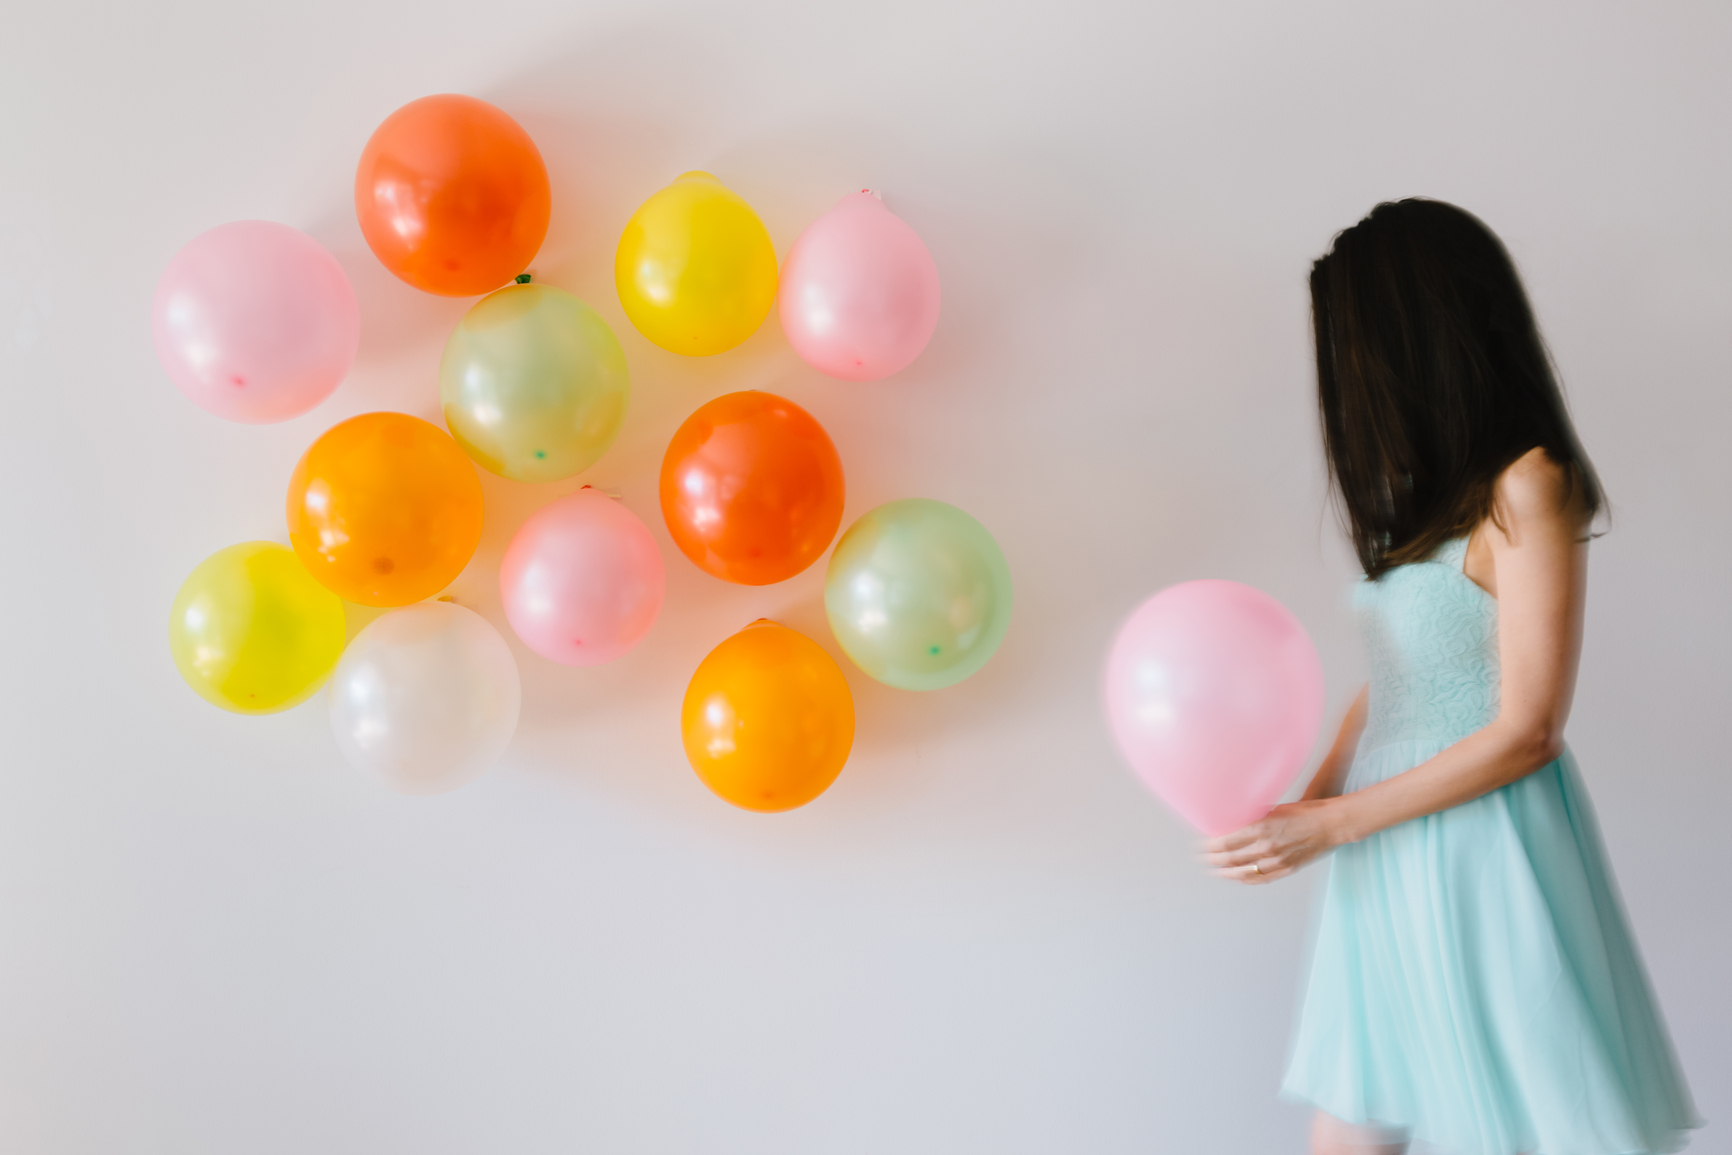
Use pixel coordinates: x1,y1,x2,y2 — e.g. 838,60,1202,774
1204,799,1347,884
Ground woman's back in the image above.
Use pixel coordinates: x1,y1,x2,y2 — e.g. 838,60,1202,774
1353,535,1499,763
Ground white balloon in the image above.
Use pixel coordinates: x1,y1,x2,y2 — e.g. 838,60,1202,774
329,602,522,795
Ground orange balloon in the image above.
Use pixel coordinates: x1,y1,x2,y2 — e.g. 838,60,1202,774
659,391,845,585
681,620,856,812
355,94,551,297
286,412,484,607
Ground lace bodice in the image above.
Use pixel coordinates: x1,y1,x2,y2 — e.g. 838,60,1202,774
1355,535,1501,751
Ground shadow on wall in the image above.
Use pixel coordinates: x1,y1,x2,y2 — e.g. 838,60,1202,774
294,19,1158,822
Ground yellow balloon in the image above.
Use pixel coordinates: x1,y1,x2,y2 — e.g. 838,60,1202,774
169,542,347,714
615,171,778,356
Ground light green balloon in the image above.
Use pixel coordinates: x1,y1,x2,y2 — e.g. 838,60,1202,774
439,283,630,483
824,498,1013,691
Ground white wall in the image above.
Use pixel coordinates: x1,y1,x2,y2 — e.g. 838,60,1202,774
1,1,1725,1151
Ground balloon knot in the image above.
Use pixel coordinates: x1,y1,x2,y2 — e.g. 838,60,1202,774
515,273,532,284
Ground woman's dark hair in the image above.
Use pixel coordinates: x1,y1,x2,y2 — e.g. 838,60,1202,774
1311,198,1603,578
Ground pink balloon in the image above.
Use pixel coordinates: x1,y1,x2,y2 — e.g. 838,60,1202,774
778,191,940,382
1104,580,1325,836
500,489,666,667
151,220,359,424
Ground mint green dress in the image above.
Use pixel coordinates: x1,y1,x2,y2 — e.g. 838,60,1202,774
1281,536,1701,1154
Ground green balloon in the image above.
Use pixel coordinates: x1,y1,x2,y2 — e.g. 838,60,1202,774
439,284,630,483
824,498,1013,691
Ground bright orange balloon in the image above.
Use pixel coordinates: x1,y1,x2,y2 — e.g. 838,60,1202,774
659,391,845,585
286,412,484,607
355,94,551,297
681,620,856,812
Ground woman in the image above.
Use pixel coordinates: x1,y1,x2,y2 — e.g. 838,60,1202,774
1206,200,1700,1155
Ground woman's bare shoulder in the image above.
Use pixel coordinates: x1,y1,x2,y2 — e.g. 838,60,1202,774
1492,448,1590,540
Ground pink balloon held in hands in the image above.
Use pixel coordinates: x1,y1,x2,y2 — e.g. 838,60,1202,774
500,489,666,666
151,221,359,424
1104,580,1326,836
778,191,940,382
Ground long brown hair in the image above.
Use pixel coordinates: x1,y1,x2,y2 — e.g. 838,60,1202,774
1312,198,1603,578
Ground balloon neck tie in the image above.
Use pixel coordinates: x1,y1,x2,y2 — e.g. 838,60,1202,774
515,273,532,284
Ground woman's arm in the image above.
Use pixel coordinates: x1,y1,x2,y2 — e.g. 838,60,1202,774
1207,448,1590,883
1298,683,1370,802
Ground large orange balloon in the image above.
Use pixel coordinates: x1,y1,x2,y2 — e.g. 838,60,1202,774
286,413,484,607
355,94,551,297
659,391,844,585
681,620,856,812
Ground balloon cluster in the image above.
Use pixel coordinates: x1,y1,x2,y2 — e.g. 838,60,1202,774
160,93,1009,810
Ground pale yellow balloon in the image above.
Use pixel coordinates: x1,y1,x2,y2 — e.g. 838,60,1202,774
615,171,778,356
169,542,347,714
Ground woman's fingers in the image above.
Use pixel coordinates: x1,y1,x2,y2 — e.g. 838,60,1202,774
1205,841,1270,869
1205,824,1264,853
1205,817,1315,883
1211,852,1305,883
1215,861,1275,884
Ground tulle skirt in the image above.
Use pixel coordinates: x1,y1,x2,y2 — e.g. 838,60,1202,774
1281,741,1701,1154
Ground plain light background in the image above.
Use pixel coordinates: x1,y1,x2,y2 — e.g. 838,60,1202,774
1,1,1726,1151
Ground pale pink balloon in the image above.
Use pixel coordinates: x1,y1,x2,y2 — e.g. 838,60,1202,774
151,220,359,423
500,489,666,666
1104,580,1325,836
778,191,940,382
